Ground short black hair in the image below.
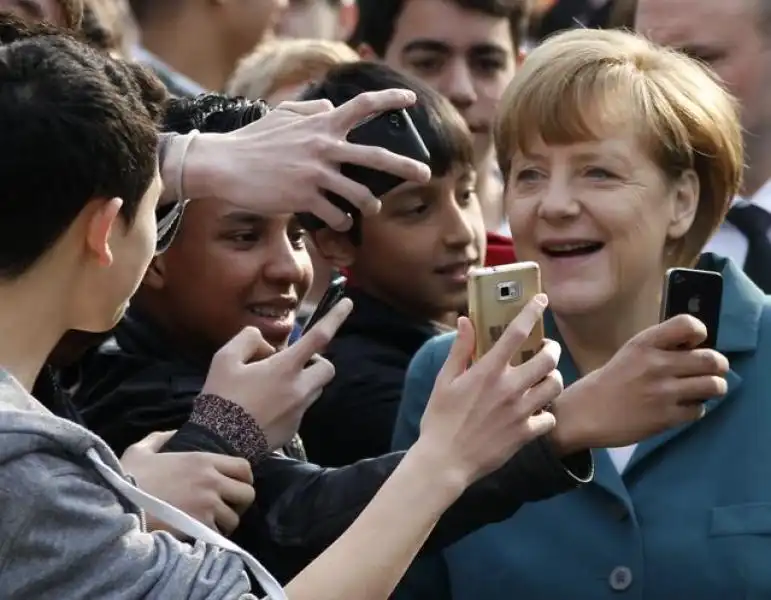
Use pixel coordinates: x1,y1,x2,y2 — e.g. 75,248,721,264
299,61,474,241
0,19,158,278
349,0,529,56
162,92,270,135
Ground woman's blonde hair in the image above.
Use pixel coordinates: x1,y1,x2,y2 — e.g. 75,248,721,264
495,28,744,266
226,38,359,101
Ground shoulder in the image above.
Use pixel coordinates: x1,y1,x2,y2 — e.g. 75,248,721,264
407,332,456,380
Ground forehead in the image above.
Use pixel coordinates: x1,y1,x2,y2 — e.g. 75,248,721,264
635,0,756,48
388,0,514,53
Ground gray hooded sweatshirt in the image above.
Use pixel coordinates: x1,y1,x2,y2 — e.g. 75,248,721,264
0,369,257,599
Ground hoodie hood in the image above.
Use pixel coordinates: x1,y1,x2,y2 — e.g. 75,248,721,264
0,368,124,472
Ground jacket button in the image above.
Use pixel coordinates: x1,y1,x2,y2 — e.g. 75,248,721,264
609,566,633,591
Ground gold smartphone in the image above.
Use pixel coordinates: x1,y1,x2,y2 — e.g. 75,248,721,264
467,261,544,365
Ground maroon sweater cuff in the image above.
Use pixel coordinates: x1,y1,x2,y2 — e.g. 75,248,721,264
188,394,269,468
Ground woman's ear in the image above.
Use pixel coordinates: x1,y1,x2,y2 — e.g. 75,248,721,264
667,169,700,241
311,228,356,268
85,197,123,267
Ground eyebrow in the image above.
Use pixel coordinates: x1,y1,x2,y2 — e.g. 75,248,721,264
402,39,508,57
220,210,265,226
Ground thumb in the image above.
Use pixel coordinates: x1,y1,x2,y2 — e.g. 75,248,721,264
137,430,176,453
215,326,275,366
636,314,707,350
436,316,476,387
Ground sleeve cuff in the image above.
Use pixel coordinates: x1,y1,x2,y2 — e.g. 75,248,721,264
188,394,269,468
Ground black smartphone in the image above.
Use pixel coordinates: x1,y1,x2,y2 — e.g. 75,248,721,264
297,109,431,231
660,268,723,348
301,275,348,335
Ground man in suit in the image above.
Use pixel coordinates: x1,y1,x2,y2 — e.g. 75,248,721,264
636,0,771,292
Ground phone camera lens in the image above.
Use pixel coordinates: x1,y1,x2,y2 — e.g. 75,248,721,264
499,285,511,298
388,113,403,129
673,273,685,285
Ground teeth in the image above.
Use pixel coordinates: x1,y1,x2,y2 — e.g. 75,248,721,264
249,307,291,319
547,242,597,252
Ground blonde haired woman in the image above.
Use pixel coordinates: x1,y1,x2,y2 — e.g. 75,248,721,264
393,28,766,599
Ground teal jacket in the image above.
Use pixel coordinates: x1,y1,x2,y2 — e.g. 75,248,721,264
392,255,771,600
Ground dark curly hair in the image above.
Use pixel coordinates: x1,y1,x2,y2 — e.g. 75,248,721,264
161,92,270,134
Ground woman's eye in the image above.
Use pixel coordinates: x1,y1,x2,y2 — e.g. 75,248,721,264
584,167,615,180
515,168,544,182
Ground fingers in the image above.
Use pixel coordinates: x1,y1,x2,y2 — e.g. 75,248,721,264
212,455,254,485
288,298,353,367
134,430,176,453
275,99,335,116
666,374,727,405
638,314,707,350
436,316,475,386
215,478,257,517
664,348,729,378
483,294,549,371
214,501,242,536
525,411,558,439
330,141,431,200
516,369,564,417
299,354,336,395
317,164,381,219
307,193,355,232
508,339,562,392
215,326,275,367
331,89,417,132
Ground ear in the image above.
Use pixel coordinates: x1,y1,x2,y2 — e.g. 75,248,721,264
516,48,526,66
357,43,378,61
85,197,123,268
311,228,357,268
339,1,359,41
666,169,700,241
142,255,168,291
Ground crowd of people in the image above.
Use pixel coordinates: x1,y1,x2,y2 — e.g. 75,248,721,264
0,0,770,598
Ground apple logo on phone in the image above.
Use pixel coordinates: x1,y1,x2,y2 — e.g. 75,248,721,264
688,295,701,313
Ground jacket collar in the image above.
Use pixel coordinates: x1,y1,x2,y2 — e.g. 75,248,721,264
337,288,443,357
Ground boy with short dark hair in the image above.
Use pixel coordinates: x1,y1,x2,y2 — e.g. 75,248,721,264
298,61,487,466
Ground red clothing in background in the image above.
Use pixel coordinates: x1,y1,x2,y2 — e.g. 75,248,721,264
485,231,516,266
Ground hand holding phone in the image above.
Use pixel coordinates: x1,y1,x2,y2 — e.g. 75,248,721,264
467,262,544,365
297,108,431,232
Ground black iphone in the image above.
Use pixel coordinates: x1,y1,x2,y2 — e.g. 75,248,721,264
301,275,348,335
297,107,431,232
660,268,723,348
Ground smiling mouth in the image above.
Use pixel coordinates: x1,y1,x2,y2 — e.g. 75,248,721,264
541,242,605,258
247,306,294,319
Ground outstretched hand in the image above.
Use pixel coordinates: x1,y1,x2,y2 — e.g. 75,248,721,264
418,294,563,486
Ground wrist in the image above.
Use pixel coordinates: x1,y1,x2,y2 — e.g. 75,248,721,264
405,438,473,499
179,131,224,202
547,386,592,456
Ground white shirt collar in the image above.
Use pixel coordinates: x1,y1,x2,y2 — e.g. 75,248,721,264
733,178,771,213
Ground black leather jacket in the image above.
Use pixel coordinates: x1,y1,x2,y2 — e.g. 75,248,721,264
73,309,594,582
